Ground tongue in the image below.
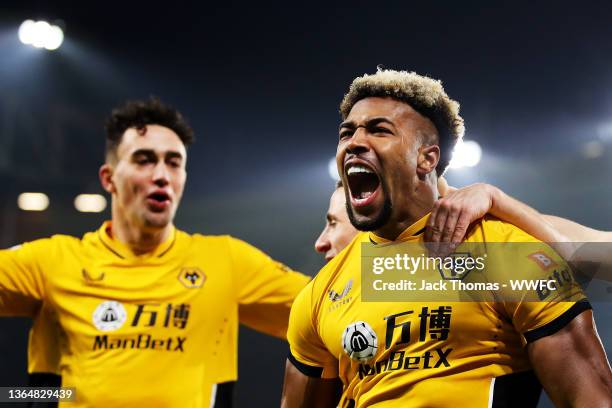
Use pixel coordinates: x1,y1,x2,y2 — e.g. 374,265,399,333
349,172,379,200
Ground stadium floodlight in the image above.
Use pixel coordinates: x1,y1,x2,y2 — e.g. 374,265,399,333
448,139,482,169
18,192,50,211
18,19,64,50
74,194,107,213
328,157,340,181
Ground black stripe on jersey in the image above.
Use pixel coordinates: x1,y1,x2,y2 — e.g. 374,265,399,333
369,228,426,245
27,373,61,408
490,370,541,408
288,352,323,378
523,300,592,343
414,227,426,236
157,233,177,258
97,230,125,259
212,381,235,408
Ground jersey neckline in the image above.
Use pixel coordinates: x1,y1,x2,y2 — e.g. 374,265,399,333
96,221,178,259
368,213,430,244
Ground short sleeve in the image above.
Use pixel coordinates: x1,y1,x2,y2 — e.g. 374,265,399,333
287,281,338,379
0,240,48,316
228,237,310,339
504,249,590,344
486,226,590,344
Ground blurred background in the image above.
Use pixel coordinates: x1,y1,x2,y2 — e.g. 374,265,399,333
0,1,611,406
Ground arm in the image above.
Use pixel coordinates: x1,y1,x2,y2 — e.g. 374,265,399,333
0,242,47,316
528,310,612,407
427,183,612,276
427,183,566,244
543,215,612,243
229,237,310,338
281,359,341,408
425,183,612,263
282,279,341,407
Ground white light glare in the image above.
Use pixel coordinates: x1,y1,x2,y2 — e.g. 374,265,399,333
449,140,482,169
328,157,340,181
18,19,64,50
582,141,604,159
18,20,35,44
18,192,50,211
74,194,107,213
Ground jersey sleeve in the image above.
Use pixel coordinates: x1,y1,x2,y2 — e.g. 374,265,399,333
0,240,48,316
503,247,589,344
482,217,590,345
228,237,311,339
287,280,338,379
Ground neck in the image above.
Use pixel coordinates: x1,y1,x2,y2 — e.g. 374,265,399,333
111,208,172,255
374,177,438,241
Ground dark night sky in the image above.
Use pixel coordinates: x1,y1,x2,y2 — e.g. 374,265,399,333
0,1,611,406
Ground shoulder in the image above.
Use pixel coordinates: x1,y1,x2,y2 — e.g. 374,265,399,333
466,215,542,243
29,233,81,250
186,233,275,266
185,231,234,246
179,231,244,253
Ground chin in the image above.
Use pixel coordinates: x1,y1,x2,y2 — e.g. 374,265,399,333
143,214,172,229
347,201,392,232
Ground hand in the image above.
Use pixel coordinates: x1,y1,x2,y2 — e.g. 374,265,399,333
425,183,497,251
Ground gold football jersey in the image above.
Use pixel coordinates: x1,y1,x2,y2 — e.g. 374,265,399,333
288,215,589,407
1,222,310,407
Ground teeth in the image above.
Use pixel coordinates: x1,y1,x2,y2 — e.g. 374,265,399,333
347,165,373,175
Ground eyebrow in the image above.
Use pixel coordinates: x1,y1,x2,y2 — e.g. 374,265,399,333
339,117,395,130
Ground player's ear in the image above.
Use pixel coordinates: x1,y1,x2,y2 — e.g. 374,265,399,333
99,164,116,194
416,144,440,178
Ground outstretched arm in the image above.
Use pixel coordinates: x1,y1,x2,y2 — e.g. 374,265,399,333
427,182,566,244
427,180,612,281
541,215,612,243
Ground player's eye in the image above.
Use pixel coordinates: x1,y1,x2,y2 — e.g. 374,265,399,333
372,127,392,135
339,129,354,140
135,157,154,165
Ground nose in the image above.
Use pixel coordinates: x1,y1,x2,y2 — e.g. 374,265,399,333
152,162,170,187
345,126,370,156
315,232,331,254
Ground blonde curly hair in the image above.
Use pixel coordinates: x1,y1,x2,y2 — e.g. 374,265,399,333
339,68,465,175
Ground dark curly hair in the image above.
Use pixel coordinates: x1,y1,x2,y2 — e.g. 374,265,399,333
340,69,464,176
104,97,194,161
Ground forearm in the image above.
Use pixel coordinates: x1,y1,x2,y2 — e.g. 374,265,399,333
489,186,566,243
542,215,612,243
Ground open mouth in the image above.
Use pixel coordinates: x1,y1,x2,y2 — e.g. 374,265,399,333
346,163,381,206
146,191,171,210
